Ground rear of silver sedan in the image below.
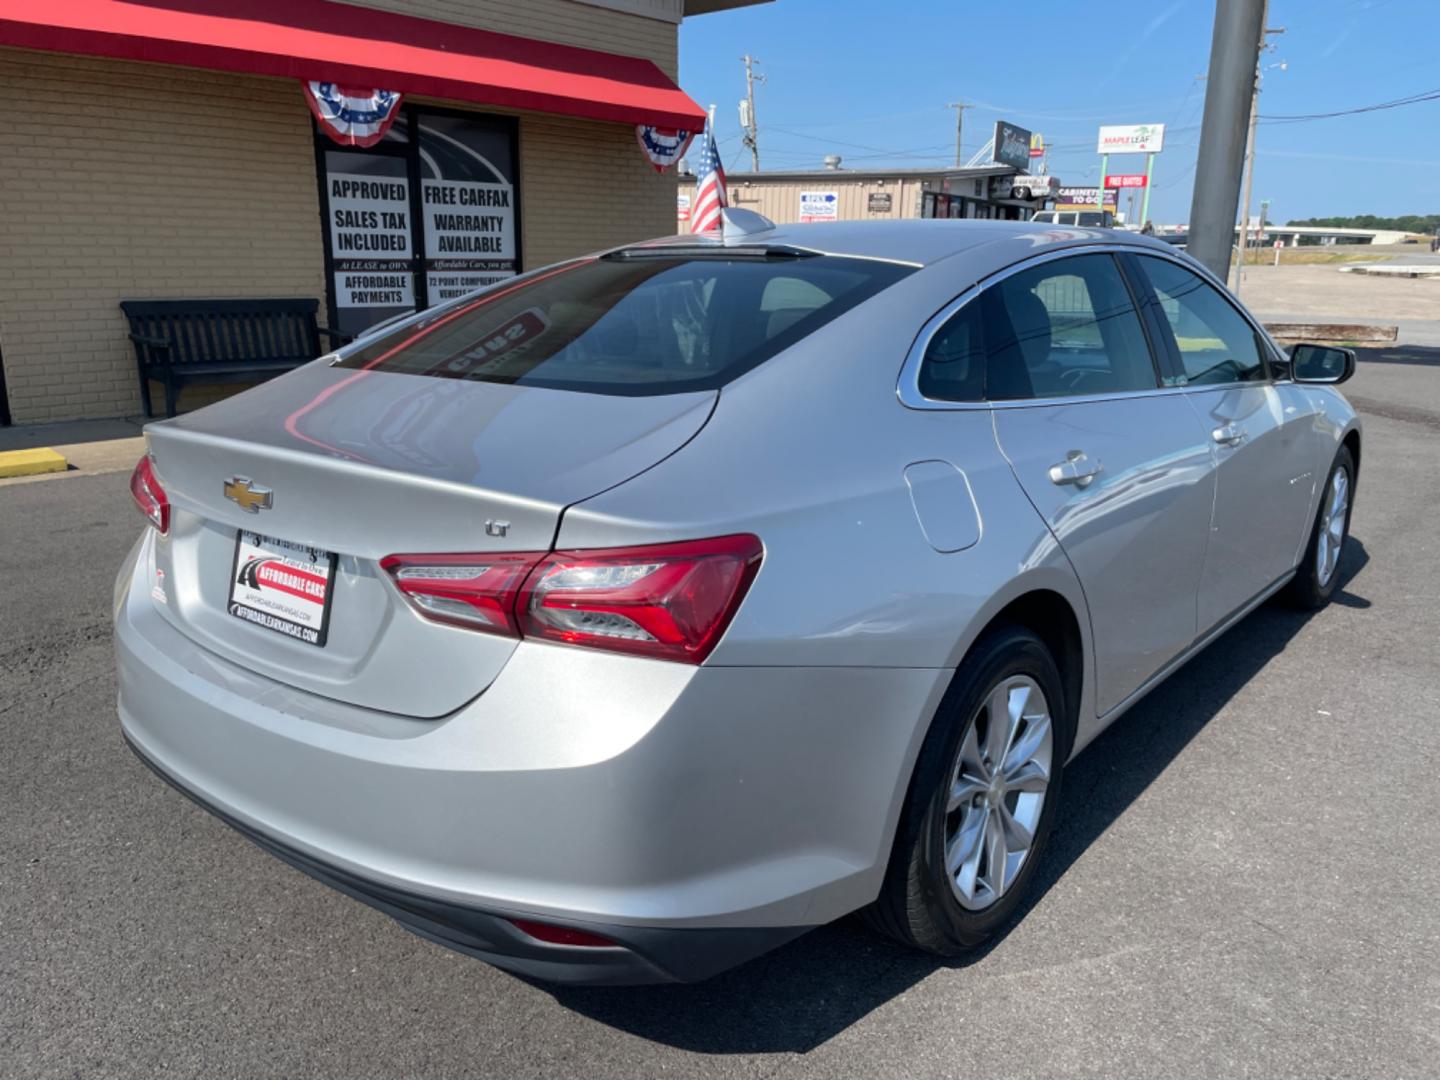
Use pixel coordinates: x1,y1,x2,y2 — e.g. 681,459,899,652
115,243,960,983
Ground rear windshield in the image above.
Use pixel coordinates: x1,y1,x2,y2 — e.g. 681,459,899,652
337,253,914,394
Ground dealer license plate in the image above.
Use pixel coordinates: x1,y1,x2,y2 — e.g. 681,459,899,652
228,530,338,647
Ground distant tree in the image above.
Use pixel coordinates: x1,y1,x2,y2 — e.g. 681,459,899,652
1286,213,1440,234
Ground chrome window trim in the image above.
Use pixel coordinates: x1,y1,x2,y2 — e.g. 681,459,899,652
897,241,1276,411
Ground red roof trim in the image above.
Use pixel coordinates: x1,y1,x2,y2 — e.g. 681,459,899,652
0,0,706,129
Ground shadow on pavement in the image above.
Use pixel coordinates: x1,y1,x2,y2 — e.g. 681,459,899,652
1353,345,1440,368
550,538,1372,1054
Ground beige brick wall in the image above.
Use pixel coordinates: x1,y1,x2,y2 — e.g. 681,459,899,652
348,0,678,77
517,112,677,267
0,48,327,424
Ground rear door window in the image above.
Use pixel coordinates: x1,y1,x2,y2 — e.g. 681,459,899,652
338,253,913,395
984,254,1159,400
915,253,1160,403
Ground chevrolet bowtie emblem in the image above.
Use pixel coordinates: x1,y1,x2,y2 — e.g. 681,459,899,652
223,476,273,514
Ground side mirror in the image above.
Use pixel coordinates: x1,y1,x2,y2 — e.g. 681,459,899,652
1290,343,1356,385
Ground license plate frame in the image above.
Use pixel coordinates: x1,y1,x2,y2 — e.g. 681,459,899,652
228,530,338,647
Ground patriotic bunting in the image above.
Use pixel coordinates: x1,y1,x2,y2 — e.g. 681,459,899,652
304,82,403,148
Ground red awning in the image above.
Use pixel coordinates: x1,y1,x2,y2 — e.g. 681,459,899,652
0,0,706,129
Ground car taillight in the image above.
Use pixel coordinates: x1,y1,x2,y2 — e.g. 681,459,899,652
381,535,763,663
380,552,545,637
517,534,763,664
129,455,169,535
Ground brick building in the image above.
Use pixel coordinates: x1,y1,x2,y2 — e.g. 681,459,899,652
678,164,1049,230
0,0,762,425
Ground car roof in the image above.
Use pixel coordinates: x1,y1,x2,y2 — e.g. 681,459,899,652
618,218,1179,272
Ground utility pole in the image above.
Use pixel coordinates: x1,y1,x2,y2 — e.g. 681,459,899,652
1234,20,1285,295
946,102,973,167
1234,110,1258,290
741,55,764,171
1187,0,1267,280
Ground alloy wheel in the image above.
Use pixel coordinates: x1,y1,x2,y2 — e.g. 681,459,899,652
1316,466,1350,587
943,674,1053,911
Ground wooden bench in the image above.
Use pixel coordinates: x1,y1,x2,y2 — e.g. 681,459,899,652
120,298,350,418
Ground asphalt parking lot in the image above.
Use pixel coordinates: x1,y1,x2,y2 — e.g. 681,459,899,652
3,349,1439,1078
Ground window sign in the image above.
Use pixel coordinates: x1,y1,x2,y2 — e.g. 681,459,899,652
317,108,521,338
324,152,415,324
416,112,519,304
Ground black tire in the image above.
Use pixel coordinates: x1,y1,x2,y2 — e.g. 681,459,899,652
863,624,1071,954
1284,445,1355,610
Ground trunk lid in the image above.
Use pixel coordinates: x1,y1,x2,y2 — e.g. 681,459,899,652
144,363,714,717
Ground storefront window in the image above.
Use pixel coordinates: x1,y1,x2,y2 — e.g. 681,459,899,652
316,107,520,338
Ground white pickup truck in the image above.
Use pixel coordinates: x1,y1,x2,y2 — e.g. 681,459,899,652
1003,175,1058,201
1030,209,1116,228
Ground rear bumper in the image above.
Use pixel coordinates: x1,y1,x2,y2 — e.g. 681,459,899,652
124,732,802,984
114,532,948,983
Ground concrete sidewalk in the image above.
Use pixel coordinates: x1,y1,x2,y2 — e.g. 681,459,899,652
0,416,147,487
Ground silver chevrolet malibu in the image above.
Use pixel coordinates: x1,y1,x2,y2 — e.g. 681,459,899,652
116,213,1361,984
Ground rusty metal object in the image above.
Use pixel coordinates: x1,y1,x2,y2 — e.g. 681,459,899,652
1264,323,1398,343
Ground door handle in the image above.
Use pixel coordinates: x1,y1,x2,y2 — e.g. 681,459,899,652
1212,425,1247,447
1048,451,1103,488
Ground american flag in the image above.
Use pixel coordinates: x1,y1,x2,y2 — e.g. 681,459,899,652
690,118,727,234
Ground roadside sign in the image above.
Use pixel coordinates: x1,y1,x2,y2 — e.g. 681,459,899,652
867,192,893,213
1104,174,1149,188
992,121,1034,171
677,193,690,222
1096,124,1165,154
799,191,839,222
1029,133,1045,158
1056,187,1119,211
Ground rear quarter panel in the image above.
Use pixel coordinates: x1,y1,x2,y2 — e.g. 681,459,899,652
557,257,1094,704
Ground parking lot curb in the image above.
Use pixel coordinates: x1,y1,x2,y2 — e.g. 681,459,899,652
0,447,69,478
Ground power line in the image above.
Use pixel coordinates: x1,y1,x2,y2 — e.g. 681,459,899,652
1260,86,1440,122
1153,158,1198,190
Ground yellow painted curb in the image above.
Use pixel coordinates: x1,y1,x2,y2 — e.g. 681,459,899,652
0,447,69,478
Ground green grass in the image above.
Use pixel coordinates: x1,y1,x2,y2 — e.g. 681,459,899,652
1232,248,1391,267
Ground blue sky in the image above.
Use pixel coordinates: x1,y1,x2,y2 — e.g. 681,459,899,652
678,0,1439,225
